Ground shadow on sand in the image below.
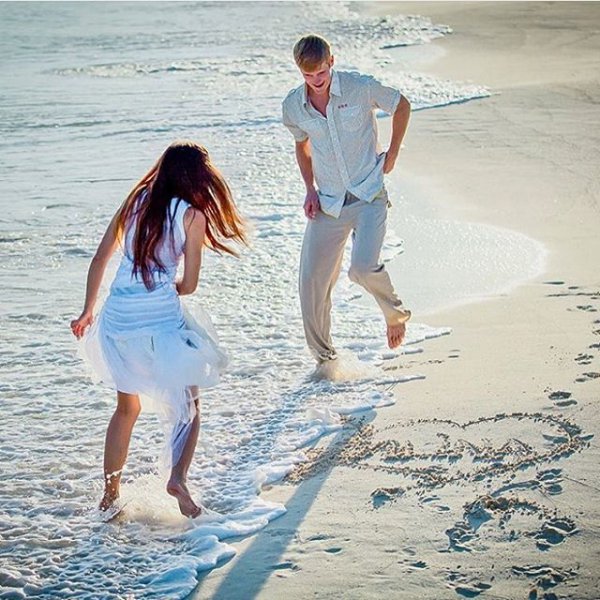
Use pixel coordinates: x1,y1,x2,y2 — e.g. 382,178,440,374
188,411,376,600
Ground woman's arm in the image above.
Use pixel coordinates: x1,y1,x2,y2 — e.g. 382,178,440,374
176,207,207,296
70,213,120,338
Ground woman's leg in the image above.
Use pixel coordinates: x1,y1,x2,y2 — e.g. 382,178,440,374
167,389,202,517
100,391,141,511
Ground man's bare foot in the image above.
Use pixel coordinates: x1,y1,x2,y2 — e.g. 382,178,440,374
167,479,202,518
387,322,406,349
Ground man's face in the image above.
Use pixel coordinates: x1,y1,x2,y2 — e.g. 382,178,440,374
300,57,334,97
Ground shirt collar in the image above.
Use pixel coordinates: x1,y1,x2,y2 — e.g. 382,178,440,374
302,69,341,106
330,69,341,97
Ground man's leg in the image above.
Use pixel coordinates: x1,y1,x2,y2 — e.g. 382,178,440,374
300,210,352,362
348,190,411,349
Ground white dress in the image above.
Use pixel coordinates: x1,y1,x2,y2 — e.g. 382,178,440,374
78,196,227,469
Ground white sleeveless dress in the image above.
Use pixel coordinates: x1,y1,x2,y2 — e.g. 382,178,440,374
78,196,227,469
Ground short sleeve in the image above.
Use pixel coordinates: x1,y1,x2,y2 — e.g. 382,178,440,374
282,101,308,143
368,76,402,115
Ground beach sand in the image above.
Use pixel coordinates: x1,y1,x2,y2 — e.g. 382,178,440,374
190,3,600,598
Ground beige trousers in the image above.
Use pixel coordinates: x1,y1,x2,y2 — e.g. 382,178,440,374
299,188,411,362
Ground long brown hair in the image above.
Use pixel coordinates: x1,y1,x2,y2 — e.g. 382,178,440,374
116,140,247,289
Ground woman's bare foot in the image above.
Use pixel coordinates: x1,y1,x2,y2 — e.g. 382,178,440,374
167,479,202,518
387,322,406,349
99,489,119,512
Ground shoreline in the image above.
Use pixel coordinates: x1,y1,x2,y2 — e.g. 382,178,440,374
384,166,549,318
191,3,600,599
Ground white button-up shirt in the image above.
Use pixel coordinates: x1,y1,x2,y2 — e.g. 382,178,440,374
282,69,401,218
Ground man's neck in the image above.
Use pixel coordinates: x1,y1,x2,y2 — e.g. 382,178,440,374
307,86,330,116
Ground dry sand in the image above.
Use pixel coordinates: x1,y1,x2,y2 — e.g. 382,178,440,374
190,3,600,598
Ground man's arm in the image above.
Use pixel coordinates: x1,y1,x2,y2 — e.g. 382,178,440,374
383,95,411,175
295,139,320,219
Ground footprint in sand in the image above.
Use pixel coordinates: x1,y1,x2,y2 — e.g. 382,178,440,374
445,570,492,598
422,494,440,503
575,305,598,312
556,399,578,407
303,535,343,557
512,564,577,597
445,521,480,552
534,517,578,551
546,283,599,302
493,469,563,496
272,560,300,576
574,353,594,365
421,493,451,513
547,391,576,407
305,533,335,542
548,390,577,407
396,556,428,572
370,486,405,508
542,431,569,444
575,371,600,383
536,469,563,495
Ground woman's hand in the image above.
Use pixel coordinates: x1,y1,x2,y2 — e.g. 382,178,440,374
70,311,94,339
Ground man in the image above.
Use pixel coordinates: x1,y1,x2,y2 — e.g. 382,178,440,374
282,34,411,364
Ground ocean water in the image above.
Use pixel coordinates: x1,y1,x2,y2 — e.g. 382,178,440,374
0,2,536,599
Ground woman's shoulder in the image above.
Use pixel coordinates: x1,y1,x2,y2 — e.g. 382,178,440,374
183,205,207,235
170,196,195,225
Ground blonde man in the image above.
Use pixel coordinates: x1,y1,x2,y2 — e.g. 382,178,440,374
282,34,411,364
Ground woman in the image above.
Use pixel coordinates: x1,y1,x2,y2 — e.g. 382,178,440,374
71,140,246,519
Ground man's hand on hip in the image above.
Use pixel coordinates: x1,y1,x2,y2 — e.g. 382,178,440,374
304,189,320,219
383,150,398,175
